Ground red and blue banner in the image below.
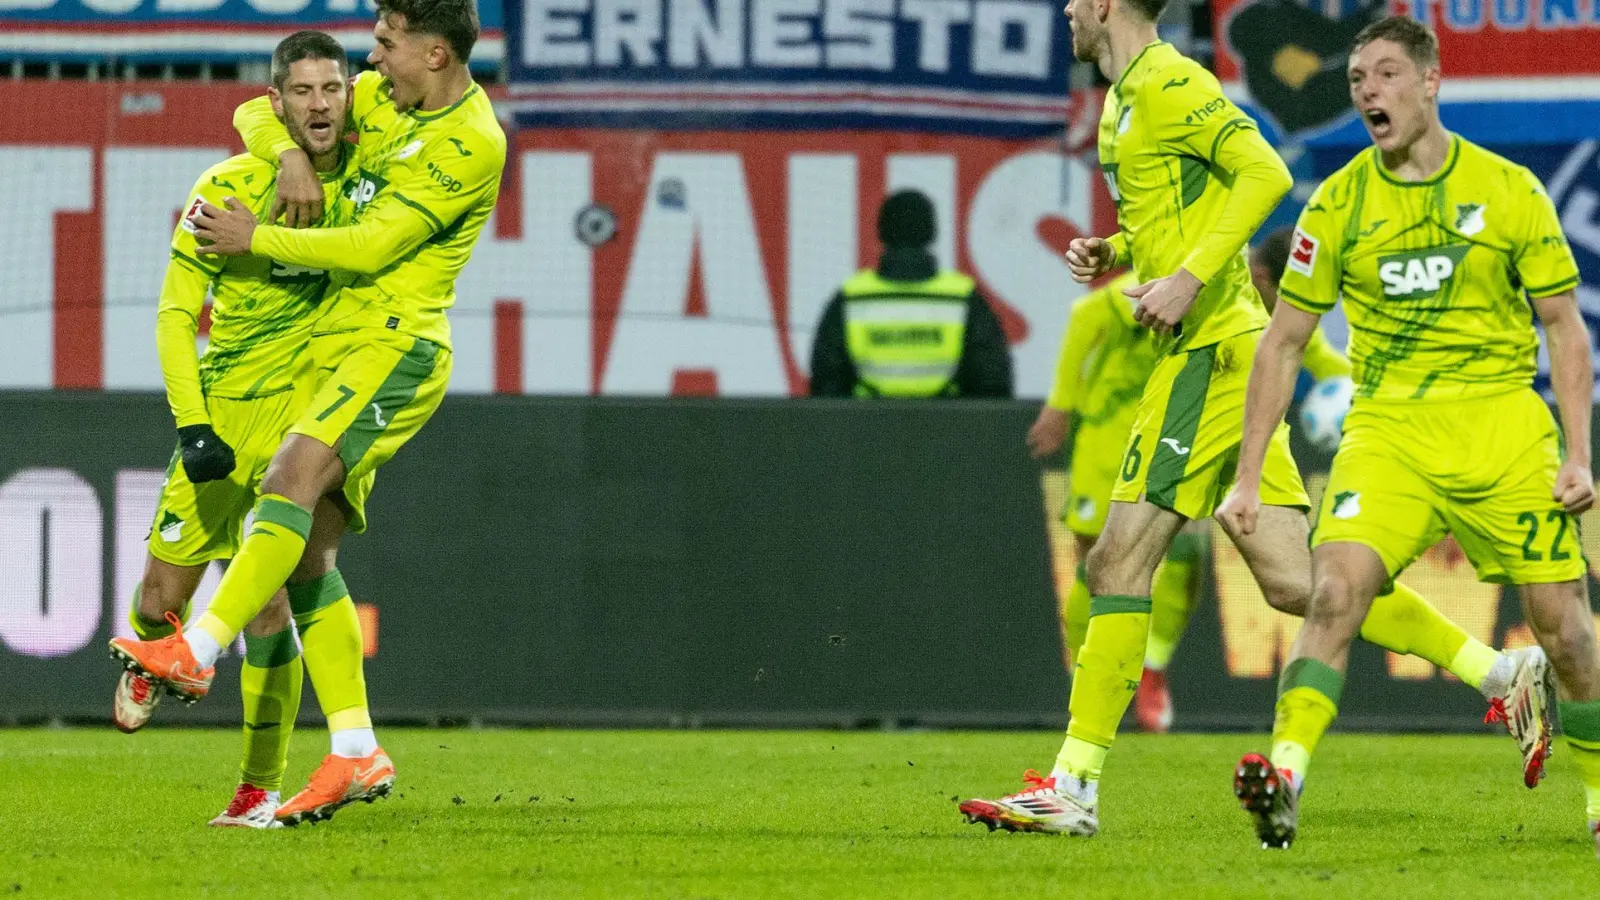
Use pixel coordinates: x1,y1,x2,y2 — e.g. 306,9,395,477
0,0,505,65
505,0,1074,136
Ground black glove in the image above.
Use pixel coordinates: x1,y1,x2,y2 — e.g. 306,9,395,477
177,424,237,484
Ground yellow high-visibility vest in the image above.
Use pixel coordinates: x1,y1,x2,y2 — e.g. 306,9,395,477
840,269,975,398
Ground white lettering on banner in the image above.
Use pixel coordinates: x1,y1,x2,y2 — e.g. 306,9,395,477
245,0,314,12
785,153,858,370
596,0,663,66
968,151,1089,391
526,0,595,65
156,0,230,12
0,148,91,388
0,0,52,10
103,148,230,390
0,469,102,658
668,0,745,67
80,0,140,13
972,0,1052,79
522,0,1057,79
753,0,824,67
901,0,971,72
456,152,595,393
823,0,895,71
602,154,791,395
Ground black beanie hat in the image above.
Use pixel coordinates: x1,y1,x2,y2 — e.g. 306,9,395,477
877,190,936,248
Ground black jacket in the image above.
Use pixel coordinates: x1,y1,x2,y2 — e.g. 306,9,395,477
807,247,1015,398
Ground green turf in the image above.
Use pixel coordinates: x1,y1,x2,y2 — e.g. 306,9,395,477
1,728,1594,898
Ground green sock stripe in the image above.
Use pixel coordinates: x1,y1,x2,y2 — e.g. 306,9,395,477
1567,736,1600,753
1560,700,1600,741
1089,594,1153,617
287,569,349,617
243,628,301,668
1279,657,1344,707
255,497,313,539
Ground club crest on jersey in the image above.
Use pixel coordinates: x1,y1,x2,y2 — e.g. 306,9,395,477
1377,245,1470,301
1331,491,1360,520
1287,228,1317,276
180,196,206,233
1454,202,1486,236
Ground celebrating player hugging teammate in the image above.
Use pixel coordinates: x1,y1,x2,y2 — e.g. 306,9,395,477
110,0,506,828
1220,16,1600,856
959,0,1556,839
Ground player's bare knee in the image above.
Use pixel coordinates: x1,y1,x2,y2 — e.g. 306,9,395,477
1261,580,1310,617
1084,537,1139,596
1307,572,1362,627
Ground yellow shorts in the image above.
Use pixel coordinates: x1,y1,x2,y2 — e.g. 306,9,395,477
1066,416,1135,537
149,390,302,567
1313,388,1584,585
290,328,452,533
1110,330,1308,519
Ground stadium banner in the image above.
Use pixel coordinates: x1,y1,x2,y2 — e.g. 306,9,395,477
504,0,1074,136
1211,0,1600,146
0,79,1111,398
4,394,1599,729
0,0,505,65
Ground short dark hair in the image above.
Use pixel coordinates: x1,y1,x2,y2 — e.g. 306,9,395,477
378,0,480,64
271,30,348,90
878,190,936,248
1351,15,1440,69
1124,0,1171,23
1255,225,1295,283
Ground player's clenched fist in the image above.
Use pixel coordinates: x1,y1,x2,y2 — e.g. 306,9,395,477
1065,237,1117,283
1553,460,1596,515
177,424,237,484
1215,484,1260,537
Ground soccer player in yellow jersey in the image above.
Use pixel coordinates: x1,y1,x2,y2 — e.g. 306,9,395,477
108,32,360,829
1030,269,1206,733
960,0,1545,837
110,0,506,827
1221,17,1600,856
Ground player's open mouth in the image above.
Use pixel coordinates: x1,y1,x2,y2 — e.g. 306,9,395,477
307,121,332,139
1363,108,1392,137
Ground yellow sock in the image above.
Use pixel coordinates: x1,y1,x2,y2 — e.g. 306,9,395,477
1147,536,1200,670
239,627,303,792
288,570,371,733
127,585,190,639
1063,562,1091,666
1057,595,1150,781
1269,658,1342,785
194,495,313,646
1560,700,1600,823
1359,582,1495,689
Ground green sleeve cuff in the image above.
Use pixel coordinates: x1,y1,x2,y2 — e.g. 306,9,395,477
1279,286,1335,315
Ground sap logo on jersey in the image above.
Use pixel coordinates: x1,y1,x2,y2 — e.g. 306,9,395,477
520,0,1058,81
1377,246,1469,300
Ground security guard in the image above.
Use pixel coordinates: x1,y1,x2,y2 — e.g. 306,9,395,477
809,190,1013,398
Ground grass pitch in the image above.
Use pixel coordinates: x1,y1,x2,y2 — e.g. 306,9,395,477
1,728,1594,898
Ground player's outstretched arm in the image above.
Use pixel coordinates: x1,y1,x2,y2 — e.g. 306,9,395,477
1535,290,1595,515
233,97,323,228
1216,301,1318,535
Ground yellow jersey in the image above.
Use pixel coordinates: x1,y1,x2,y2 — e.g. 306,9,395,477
1098,41,1290,353
1279,135,1579,402
158,150,355,426
235,70,507,351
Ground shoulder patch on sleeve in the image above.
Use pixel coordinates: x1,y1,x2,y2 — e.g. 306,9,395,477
1288,228,1319,276
179,195,206,233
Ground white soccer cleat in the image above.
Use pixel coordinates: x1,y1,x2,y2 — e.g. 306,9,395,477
1486,646,1556,789
208,784,283,829
958,770,1098,836
112,669,162,733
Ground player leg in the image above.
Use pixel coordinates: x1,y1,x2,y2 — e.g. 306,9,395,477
1063,534,1095,666
113,557,204,732
1520,578,1600,857
1139,522,1208,733
210,588,302,829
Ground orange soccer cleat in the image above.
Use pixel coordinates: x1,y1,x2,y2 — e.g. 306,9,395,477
107,612,215,704
276,748,396,826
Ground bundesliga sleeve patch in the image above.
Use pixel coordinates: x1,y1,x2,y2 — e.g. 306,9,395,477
1288,229,1318,276
180,196,206,234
